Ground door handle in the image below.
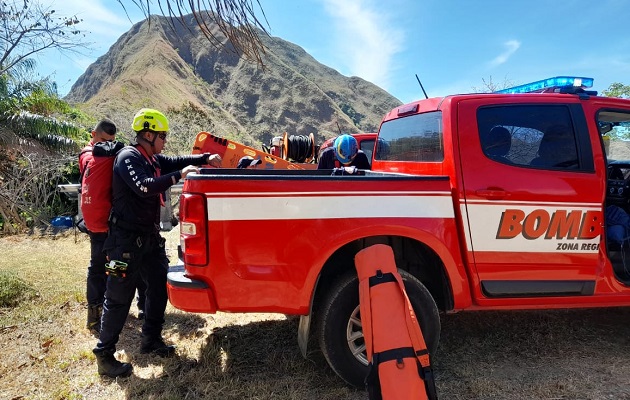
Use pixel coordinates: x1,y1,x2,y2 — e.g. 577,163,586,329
475,188,509,200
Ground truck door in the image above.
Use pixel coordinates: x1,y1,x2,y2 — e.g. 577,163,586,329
457,98,604,302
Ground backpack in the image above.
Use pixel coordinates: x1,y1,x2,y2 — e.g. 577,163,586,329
355,244,438,400
78,141,125,233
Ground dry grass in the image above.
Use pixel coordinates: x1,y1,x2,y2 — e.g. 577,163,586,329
2,231,630,399
0,231,361,400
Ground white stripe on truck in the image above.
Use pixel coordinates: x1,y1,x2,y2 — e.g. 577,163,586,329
206,193,454,221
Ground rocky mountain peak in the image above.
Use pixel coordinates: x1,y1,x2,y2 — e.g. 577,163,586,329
66,14,402,148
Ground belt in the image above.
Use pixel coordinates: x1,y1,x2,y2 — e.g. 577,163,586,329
108,214,157,234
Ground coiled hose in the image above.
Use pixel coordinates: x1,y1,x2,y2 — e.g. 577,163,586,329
285,134,316,163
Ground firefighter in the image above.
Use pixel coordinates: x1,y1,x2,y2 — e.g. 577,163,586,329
93,108,222,378
79,119,147,336
317,134,371,170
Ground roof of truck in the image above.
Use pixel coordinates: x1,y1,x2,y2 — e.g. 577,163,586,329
381,76,630,123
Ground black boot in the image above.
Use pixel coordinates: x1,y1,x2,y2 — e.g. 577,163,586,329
140,336,176,357
86,304,102,336
94,349,133,378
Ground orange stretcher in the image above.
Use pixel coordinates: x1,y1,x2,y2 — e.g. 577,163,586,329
355,244,438,400
191,131,317,170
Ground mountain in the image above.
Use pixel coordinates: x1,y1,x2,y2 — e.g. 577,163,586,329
66,14,402,149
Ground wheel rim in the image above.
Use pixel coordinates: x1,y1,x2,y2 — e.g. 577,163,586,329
346,305,368,366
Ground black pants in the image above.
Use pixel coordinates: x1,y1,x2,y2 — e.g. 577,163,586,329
87,231,147,310
87,231,108,306
95,229,169,352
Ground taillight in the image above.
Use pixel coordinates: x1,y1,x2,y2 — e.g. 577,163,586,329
179,193,208,266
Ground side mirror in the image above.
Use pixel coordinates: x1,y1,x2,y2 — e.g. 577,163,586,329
599,122,613,135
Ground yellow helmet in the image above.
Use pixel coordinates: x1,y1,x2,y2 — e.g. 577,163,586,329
131,108,169,132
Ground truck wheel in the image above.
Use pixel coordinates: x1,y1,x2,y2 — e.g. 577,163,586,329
318,269,440,388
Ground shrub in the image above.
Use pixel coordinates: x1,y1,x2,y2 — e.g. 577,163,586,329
0,270,37,307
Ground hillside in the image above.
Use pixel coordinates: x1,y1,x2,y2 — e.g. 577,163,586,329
66,15,402,148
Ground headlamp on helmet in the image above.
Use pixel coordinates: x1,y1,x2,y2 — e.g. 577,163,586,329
334,134,358,164
132,108,169,133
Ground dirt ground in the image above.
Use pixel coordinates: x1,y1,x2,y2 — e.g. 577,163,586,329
2,232,630,399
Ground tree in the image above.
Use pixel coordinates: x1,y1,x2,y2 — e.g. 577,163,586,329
602,82,630,99
0,1,90,233
118,0,270,66
471,75,516,93
0,0,86,76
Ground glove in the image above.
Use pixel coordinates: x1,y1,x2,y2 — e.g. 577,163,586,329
205,153,222,168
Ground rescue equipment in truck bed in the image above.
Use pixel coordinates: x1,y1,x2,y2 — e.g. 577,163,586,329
191,131,317,169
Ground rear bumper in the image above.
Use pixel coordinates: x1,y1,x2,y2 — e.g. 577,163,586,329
166,266,217,313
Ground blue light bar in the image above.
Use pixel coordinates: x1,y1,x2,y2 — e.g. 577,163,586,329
495,76,594,94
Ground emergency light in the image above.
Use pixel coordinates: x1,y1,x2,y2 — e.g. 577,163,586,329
495,76,594,94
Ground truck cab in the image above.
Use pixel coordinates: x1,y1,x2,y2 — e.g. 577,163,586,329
373,76,630,300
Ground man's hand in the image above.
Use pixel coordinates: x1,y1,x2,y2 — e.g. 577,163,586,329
205,153,222,168
181,165,200,179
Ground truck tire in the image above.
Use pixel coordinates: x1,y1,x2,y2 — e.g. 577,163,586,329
318,269,440,388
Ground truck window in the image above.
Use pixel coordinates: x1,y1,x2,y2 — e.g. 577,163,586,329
375,111,443,162
360,139,375,165
478,105,581,170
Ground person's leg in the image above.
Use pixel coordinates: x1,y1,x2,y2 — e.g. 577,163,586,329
139,235,174,357
93,265,137,377
86,232,108,334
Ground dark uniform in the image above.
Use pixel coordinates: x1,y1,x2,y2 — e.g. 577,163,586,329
80,140,146,334
317,147,371,169
94,144,209,356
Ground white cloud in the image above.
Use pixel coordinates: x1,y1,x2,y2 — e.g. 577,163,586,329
47,0,137,37
322,0,404,90
490,40,521,67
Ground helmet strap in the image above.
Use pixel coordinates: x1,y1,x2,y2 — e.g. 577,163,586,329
137,130,158,153
148,131,158,148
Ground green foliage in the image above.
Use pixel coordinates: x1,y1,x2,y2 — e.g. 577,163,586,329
0,59,92,151
166,102,214,155
606,123,630,141
3,111,86,151
602,82,630,99
339,103,365,128
0,270,37,307
0,2,92,235
600,82,630,140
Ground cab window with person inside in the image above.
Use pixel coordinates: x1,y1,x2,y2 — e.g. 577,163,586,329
477,104,591,172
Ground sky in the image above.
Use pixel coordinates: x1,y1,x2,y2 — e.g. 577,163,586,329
36,0,630,104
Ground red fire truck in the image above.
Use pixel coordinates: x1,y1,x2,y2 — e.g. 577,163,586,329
167,76,630,387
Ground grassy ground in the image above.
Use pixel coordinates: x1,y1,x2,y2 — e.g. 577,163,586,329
2,231,630,399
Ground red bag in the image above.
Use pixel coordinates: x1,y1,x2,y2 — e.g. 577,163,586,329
79,141,124,233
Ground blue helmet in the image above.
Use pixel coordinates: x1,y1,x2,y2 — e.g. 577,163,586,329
334,134,358,164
